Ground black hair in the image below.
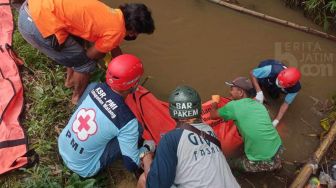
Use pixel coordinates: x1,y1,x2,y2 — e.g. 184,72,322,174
119,3,155,34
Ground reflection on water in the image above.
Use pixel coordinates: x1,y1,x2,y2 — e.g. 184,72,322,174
106,0,336,187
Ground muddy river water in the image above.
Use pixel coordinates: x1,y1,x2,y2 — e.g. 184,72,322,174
105,0,336,187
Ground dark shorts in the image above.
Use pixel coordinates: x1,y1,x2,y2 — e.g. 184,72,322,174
258,80,282,99
99,126,144,171
99,138,122,169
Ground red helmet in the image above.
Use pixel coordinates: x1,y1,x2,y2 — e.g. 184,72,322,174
277,67,301,88
106,54,144,91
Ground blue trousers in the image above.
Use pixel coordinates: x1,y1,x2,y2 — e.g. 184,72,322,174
17,1,97,73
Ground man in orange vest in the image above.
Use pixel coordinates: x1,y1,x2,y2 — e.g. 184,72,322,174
18,0,155,104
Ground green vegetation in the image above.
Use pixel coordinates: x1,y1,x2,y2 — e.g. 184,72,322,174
326,97,336,160
283,0,336,31
0,13,108,188
0,11,136,188
0,11,133,188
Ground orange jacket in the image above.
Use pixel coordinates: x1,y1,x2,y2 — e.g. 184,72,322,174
28,0,126,53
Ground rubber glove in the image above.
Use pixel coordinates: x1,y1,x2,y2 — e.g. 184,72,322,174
139,140,155,158
255,91,264,103
212,95,220,103
143,140,156,152
139,140,155,169
272,119,279,127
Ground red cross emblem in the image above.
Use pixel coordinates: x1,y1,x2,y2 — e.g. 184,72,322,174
78,115,91,131
72,108,98,141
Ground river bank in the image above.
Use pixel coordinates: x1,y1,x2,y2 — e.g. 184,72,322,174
283,0,336,31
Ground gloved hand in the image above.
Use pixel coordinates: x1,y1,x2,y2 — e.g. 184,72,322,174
139,140,155,168
143,140,156,152
272,119,279,127
212,95,220,103
255,91,264,103
139,140,155,157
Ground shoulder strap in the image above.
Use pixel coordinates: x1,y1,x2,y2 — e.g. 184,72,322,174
23,149,39,168
178,123,221,149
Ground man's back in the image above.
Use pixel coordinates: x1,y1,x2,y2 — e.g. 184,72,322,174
218,98,282,161
147,123,239,188
58,83,140,177
28,0,125,51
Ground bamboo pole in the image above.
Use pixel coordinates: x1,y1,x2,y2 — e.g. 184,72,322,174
207,0,336,42
290,121,336,188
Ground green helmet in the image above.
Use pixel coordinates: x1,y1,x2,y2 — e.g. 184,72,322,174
169,85,202,120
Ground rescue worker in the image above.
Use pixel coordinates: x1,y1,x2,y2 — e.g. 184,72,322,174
250,59,301,127
58,54,154,177
210,77,282,173
137,86,240,188
18,0,155,104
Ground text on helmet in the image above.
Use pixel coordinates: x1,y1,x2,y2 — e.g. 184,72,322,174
173,109,198,118
176,102,193,109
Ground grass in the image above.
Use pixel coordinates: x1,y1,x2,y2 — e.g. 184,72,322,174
0,12,112,188
283,0,336,31
1,10,134,188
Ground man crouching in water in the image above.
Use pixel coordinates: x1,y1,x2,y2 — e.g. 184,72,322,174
137,86,240,188
211,77,283,173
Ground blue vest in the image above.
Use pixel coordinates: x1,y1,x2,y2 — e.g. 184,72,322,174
258,59,301,94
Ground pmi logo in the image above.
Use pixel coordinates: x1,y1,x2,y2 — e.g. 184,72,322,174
72,108,98,141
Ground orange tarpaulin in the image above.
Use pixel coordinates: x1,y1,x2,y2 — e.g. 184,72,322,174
0,0,37,174
126,86,243,155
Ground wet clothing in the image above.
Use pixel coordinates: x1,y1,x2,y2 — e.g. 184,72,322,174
229,147,283,172
146,123,240,188
58,83,142,177
27,0,126,53
218,98,282,161
252,59,301,104
18,2,96,73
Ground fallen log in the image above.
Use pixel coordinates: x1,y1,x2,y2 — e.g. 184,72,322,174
207,0,336,42
290,121,336,188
